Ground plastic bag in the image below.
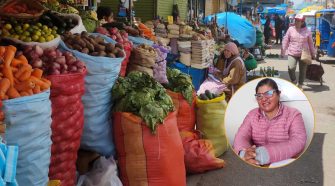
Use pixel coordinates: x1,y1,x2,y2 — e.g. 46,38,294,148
58,13,87,34
4,91,52,186
128,36,154,46
5,36,61,49
196,94,229,157
47,70,86,186
76,156,122,186
59,33,124,157
113,112,186,186
153,45,169,84
180,131,225,173
166,90,196,132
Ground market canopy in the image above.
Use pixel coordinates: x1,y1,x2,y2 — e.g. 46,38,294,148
204,12,256,48
299,5,324,14
259,7,286,15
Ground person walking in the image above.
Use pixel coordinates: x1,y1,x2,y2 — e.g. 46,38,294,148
264,16,271,45
281,14,316,89
274,14,284,44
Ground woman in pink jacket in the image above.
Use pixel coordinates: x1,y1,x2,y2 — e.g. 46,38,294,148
233,78,307,166
281,14,316,89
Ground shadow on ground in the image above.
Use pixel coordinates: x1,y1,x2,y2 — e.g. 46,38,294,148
187,133,325,186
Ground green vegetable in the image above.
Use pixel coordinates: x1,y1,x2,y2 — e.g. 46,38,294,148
163,67,194,105
200,94,209,100
112,72,174,133
205,90,213,99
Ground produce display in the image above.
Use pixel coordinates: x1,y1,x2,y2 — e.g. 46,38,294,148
39,11,79,35
95,26,133,49
112,71,174,133
61,31,125,58
259,66,279,77
22,45,85,75
0,19,58,43
163,67,194,105
43,1,79,14
198,90,221,100
0,0,44,16
138,23,155,41
0,45,51,100
79,11,98,33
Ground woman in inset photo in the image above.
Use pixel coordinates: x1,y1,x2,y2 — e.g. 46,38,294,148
233,78,307,167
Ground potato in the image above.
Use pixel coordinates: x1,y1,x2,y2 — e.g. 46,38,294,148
105,43,115,52
95,36,105,44
91,52,99,56
98,51,107,57
77,39,87,48
117,50,125,58
95,44,106,52
86,42,95,52
106,53,116,58
82,48,89,54
73,44,82,51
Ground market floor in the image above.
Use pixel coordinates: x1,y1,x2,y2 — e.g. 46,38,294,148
187,46,335,186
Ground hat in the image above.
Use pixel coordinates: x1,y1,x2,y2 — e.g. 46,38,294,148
294,14,305,21
224,42,239,56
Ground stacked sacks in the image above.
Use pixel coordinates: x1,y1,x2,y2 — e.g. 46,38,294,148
191,33,213,69
127,44,157,77
179,23,193,40
167,24,180,39
177,41,192,66
155,23,168,38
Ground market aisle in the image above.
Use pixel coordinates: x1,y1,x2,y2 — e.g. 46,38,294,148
187,46,335,186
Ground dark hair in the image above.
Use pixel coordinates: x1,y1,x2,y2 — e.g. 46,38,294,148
97,6,113,20
255,78,280,93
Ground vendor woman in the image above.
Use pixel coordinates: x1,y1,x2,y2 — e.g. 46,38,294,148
215,42,247,100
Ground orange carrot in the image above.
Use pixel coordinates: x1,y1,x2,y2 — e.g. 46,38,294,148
3,46,17,86
11,57,28,67
0,111,4,121
31,69,43,78
20,91,30,97
33,85,41,94
7,87,20,99
18,70,31,81
30,76,50,90
0,46,5,57
11,67,18,73
14,64,31,79
0,78,10,100
27,89,33,95
14,80,35,92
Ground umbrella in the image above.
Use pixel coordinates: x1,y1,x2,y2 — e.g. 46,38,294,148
286,8,296,15
299,5,324,14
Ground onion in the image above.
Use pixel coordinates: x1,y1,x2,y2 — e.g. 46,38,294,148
33,45,44,57
61,64,68,71
69,65,78,72
77,67,85,73
32,58,43,68
56,49,63,57
23,46,33,54
55,56,66,65
50,69,61,75
51,62,61,70
76,61,85,68
29,50,40,60
66,56,76,65
61,69,68,74
46,50,57,58
64,51,73,59
111,35,117,40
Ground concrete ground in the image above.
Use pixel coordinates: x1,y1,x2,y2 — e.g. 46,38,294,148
186,46,335,186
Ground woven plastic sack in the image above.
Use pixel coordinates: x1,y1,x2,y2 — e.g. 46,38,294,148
180,131,225,173
180,53,191,66
166,90,196,132
59,33,124,157
113,112,186,186
120,45,132,77
47,70,86,186
153,45,170,84
196,94,229,157
4,91,52,186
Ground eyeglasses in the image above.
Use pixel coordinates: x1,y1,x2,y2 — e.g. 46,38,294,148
255,90,276,100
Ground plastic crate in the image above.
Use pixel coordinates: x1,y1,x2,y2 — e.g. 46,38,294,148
168,61,207,91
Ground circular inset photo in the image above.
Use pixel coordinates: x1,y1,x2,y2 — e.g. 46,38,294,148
225,77,314,168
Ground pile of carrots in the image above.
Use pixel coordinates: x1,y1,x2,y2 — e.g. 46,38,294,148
138,23,157,41
0,45,51,100
1,0,41,15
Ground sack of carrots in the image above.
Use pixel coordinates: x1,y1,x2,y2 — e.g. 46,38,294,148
0,45,51,99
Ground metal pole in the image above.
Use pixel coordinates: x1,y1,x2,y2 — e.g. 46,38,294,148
129,0,132,25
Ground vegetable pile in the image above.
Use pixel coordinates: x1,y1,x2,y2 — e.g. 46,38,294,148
112,71,174,133
62,32,125,58
39,11,78,35
0,20,58,43
22,45,85,75
95,27,133,49
198,90,221,100
0,45,51,100
1,0,43,15
163,67,194,105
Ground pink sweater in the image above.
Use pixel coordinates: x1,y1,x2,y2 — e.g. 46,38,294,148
281,26,316,58
233,104,307,163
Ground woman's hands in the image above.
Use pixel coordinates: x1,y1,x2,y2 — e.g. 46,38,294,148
242,145,260,165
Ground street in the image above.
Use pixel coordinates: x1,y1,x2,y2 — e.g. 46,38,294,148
187,46,335,186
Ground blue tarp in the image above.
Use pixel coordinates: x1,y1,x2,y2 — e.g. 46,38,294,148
259,7,286,15
204,12,256,48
